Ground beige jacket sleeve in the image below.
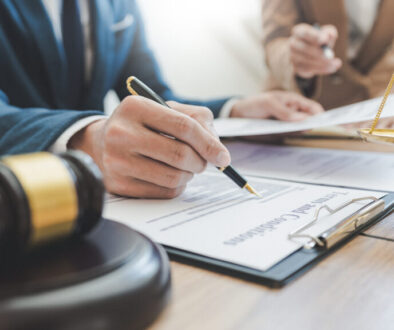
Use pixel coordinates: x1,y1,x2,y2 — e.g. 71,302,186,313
261,0,302,93
366,41,394,97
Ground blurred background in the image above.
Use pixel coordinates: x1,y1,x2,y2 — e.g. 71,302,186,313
137,0,266,99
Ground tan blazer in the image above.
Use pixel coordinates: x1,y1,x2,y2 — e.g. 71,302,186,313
262,0,394,109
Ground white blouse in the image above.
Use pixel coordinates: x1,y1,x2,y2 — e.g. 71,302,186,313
345,0,381,59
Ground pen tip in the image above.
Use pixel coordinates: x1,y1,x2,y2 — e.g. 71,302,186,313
244,184,262,198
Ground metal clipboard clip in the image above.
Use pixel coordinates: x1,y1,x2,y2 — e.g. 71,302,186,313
288,196,385,250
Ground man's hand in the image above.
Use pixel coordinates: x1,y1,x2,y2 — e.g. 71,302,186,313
230,91,324,120
69,96,231,199
289,23,342,78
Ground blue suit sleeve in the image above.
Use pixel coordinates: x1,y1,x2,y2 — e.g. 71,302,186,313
0,90,103,155
114,1,229,118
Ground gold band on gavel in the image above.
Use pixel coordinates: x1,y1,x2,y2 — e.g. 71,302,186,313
2,153,78,246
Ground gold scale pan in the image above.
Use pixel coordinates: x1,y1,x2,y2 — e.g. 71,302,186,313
358,73,394,145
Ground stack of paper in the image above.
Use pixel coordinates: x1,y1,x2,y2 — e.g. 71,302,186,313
214,96,394,137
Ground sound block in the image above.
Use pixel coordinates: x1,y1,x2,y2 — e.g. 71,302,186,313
0,220,171,330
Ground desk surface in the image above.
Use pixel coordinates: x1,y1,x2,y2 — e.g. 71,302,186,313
151,212,394,330
365,211,394,241
150,141,394,330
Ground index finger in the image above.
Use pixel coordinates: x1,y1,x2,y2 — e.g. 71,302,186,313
167,101,219,139
293,23,328,46
286,94,324,115
141,98,231,167
321,25,338,48
269,97,309,121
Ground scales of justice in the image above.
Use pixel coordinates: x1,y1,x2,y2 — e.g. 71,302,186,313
358,73,394,145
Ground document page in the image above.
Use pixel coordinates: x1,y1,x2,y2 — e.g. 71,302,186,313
225,142,394,192
214,96,394,137
104,172,385,271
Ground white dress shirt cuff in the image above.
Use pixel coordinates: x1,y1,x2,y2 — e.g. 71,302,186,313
49,115,107,153
218,98,241,118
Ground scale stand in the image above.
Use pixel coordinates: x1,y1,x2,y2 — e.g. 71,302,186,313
358,73,394,145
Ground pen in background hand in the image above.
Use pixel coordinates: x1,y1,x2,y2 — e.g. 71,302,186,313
126,76,261,198
313,23,335,60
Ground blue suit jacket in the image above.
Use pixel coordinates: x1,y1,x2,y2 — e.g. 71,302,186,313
0,0,228,155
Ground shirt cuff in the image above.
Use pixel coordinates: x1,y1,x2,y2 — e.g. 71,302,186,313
48,115,107,153
218,98,241,118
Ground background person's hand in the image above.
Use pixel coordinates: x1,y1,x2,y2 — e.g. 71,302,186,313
69,96,231,199
230,91,324,120
343,117,394,130
289,23,342,79
374,117,394,129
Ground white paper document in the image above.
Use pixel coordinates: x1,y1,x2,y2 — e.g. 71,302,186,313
225,142,394,192
104,172,385,272
214,96,394,137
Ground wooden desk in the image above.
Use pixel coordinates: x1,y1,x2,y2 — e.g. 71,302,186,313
365,210,394,240
150,141,394,330
151,212,394,330
284,137,394,153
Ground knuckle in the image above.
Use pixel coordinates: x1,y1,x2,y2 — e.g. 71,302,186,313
189,112,202,122
289,37,297,49
204,141,218,158
190,107,214,124
165,171,184,188
278,111,291,121
171,144,189,167
175,115,194,136
200,107,214,121
104,122,123,140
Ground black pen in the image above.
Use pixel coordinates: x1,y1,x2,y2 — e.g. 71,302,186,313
126,76,261,197
313,23,334,60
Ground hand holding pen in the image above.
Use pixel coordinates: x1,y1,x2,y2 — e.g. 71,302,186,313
68,84,233,199
127,77,261,197
289,23,342,79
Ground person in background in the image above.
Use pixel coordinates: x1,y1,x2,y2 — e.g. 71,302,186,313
0,0,322,199
262,0,394,128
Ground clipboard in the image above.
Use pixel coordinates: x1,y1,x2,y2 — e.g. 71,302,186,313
164,193,394,288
